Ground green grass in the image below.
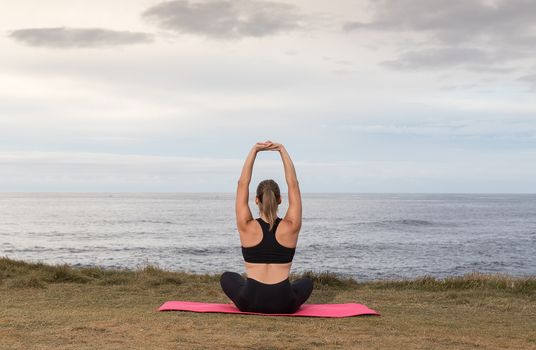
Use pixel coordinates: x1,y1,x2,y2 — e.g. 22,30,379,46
1,257,535,349
3,257,533,293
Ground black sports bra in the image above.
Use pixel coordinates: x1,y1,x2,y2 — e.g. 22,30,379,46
241,217,296,264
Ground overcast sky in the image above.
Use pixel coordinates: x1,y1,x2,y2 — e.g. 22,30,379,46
1,0,535,192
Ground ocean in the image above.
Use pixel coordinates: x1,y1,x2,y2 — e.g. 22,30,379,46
1,193,535,281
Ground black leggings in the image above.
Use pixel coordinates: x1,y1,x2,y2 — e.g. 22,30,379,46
220,271,313,314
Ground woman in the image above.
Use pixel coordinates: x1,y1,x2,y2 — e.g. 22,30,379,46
220,140,313,314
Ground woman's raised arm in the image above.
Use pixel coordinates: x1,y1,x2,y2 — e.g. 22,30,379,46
236,142,272,232
264,142,302,231
279,145,302,230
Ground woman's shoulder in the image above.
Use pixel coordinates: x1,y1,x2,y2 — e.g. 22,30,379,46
276,217,300,235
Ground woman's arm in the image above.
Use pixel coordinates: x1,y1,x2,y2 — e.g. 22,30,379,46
279,146,299,186
264,142,302,230
237,147,257,185
236,142,271,232
278,145,302,230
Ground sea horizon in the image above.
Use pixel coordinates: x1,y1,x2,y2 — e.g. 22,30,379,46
2,191,536,194
2,192,535,281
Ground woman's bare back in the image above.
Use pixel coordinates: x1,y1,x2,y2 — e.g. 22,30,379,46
240,217,299,284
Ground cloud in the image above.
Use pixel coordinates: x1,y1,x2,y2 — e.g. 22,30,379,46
343,0,536,46
7,27,154,48
381,47,503,70
344,120,536,138
518,73,536,89
343,0,536,72
2,150,535,192
0,151,242,192
141,0,304,40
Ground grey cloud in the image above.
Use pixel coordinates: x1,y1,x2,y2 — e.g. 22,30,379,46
343,0,536,46
381,47,504,70
519,74,536,82
344,0,536,73
141,0,304,40
518,74,536,89
8,27,153,48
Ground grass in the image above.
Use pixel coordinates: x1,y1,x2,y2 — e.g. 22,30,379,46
1,257,535,349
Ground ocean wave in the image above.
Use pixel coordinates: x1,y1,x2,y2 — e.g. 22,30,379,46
2,246,93,254
324,219,449,228
97,219,177,225
370,219,437,227
171,247,233,255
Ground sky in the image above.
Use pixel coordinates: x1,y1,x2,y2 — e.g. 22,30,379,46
1,0,535,193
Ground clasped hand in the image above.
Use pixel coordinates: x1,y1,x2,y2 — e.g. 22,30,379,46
253,140,282,152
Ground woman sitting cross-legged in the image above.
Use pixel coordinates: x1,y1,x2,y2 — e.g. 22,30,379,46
220,140,313,314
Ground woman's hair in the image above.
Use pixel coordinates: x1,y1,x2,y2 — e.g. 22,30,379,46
256,179,281,231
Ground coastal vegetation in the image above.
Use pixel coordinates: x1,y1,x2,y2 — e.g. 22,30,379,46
1,257,535,349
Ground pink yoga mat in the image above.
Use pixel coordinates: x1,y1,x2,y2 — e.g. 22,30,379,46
158,301,380,318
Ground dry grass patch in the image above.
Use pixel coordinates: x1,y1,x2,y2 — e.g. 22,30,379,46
1,257,535,350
